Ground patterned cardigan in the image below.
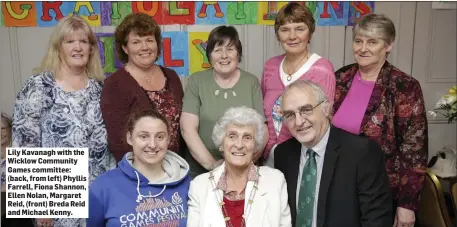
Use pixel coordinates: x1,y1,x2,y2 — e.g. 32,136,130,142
333,61,428,211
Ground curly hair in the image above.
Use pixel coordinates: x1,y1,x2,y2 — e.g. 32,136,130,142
114,13,162,63
212,106,266,153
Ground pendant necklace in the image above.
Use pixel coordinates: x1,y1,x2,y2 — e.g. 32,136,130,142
286,52,309,81
126,63,155,83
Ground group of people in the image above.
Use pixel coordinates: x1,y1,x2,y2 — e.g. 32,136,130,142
2,2,428,227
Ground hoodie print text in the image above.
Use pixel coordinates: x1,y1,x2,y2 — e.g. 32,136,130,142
120,192,187,227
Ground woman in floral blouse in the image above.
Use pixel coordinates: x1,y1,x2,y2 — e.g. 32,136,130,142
332,14,428,227
12,16,116,227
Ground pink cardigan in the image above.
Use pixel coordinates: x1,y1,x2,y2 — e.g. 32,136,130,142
261,54,336,159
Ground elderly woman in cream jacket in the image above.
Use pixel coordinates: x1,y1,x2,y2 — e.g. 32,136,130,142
187,106,291,227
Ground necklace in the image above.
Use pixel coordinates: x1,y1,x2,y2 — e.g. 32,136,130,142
285,52,309,81
209,167,260,227
125,63,156,82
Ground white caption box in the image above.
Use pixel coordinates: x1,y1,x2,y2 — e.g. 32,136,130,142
5,147,89,219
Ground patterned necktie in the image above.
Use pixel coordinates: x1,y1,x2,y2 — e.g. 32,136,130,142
296,148,317,227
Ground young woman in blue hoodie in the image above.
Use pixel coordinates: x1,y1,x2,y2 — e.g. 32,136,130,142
88,110,191,227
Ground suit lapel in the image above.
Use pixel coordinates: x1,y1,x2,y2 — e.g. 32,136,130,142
286,139,302,221
316,126,341,227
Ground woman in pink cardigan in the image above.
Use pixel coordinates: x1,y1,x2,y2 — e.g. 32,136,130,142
261,3,336,167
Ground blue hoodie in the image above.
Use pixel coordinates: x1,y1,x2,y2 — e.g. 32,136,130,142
87,151,191,227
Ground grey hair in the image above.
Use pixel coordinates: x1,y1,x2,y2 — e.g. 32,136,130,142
352,13,396,45
212,106,266,152
282,80,334,118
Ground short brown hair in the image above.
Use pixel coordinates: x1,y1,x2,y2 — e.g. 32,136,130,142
114,13,162,64
206,25,243,63
275,3,316,40
353,13,396,45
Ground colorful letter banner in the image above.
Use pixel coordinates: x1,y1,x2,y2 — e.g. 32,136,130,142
189,32,211,75
0,1,375,27
156,31,189,77
97,31,210,77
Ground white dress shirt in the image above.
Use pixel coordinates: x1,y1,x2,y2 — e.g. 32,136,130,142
296,125,330,227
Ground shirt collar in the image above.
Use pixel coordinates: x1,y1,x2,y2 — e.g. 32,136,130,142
301,125,331,158
216,162,259,192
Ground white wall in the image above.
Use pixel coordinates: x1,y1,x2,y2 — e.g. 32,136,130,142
0,2,455,159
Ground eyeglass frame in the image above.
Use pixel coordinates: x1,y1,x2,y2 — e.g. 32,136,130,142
281,100,325,122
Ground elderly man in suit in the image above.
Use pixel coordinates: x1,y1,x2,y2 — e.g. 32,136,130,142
274,80,393,227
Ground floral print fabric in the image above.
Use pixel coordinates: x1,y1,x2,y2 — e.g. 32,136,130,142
11,72,116,226
333,61,428,211
144,77,182,153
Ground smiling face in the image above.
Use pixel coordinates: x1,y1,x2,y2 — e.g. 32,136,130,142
59,28,91,72
221,123,256,169
281,86,330,147
277,22,311,55
353,33,392,68
122,31,158,69
210,39,239,76
127,116,169,168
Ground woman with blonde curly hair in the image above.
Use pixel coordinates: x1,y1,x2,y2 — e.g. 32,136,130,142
12,15,116,227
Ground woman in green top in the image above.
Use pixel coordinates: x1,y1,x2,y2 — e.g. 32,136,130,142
180,25,267,178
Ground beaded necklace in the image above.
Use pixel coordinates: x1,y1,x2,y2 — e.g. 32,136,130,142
209,167,260,227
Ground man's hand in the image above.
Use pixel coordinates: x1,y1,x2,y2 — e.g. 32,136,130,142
393,207,415,227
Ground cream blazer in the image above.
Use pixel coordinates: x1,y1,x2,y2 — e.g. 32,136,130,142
187,162,292,227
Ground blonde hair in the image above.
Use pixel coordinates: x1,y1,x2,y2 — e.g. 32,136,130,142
33,16,105,82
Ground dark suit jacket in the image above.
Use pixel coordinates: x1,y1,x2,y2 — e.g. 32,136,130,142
275,126,393,227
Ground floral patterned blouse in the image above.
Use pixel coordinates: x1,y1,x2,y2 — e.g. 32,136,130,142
333,61,428,211
1,158,5,188
11,72,116,226
144,77,182,153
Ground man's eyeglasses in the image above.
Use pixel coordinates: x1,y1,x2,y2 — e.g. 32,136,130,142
282,100,324,122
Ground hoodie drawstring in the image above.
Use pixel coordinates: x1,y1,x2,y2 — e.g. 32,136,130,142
134,171,167,203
